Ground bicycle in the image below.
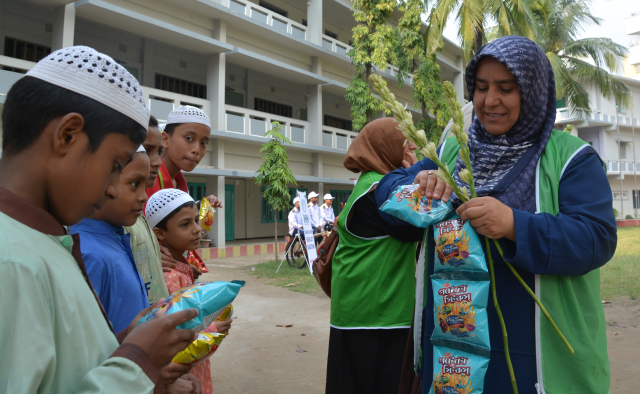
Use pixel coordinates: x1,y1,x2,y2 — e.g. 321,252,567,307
284,224,334,269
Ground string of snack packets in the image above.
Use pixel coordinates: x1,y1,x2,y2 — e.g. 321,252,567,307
369,74,574,394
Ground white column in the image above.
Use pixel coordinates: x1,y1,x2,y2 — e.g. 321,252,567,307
308,57,323,146
453,71,464,103
207,54,226,130
142,38,155,88
307,0,322,46
52,3,75,50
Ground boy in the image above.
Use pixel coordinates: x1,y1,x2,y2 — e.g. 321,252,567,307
307,191,322,233
321,193,335,228
70,146,151,333
126,115,170,306
288,197,303,237
146,189,233,394
0,46,197,393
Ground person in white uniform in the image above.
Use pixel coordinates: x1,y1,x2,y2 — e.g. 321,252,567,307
288,197,304,237
321,193,336,228
307,191,322,233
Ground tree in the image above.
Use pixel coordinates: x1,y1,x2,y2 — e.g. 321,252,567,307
425,0,534,62
396,1,451,144
346,0,398,130
255,122,297,260
530,0,631,117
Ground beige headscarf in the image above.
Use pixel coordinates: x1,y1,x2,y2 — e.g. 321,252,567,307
344,118,407,175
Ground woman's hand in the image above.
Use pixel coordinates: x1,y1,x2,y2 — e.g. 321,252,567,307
414,171,454,202
456,197,516,241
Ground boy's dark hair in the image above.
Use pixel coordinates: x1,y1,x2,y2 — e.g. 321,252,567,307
149,115,159,128
163,123,181,136
2,76,146,156
156,201,196,230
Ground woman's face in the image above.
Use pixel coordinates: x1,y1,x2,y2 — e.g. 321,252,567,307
473,58,521,136
403,140,418,163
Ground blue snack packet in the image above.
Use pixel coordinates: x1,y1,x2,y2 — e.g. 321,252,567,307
380,184,453,228
434,216,487,272
137,280,245,331
431,273,490,350
428,345,490,394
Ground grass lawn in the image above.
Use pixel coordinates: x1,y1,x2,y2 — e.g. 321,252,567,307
249,227,640,300
248,259,321,294
601,226,640,301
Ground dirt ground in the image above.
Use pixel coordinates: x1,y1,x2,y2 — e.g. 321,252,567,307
201,255,640,394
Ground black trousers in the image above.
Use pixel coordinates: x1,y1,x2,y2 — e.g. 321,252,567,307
325,327,410,394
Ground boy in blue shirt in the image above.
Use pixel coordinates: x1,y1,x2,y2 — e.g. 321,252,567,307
71,146,151,332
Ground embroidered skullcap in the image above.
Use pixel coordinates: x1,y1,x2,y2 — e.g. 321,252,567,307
136,145,146,153
159,123,166,132
166,105,211,128
26,46,149,129
145,189,195,229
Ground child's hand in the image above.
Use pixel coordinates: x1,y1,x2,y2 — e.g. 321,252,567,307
165,376,199,394
190,264,202,279
214,318,233,334
123,308,198,370
206,194,223,209
180,374,203,394
161,362,192,384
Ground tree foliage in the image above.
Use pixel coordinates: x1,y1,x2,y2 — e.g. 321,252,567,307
255,123,297,258
346,0,398,130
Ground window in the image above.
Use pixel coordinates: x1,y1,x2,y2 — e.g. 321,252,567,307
261,187,307,223
330,190,352,218
324,115,352,131
259,0,288,17
616,99,629,114
302,19,307,26
155,74,207,99
4,37,51,62
255,97,293,118
299,108,307,121
325,30,338,39
225,90,244,107
188,183,206,202
555,98,566,109
620,142,628,160
633,190,640,210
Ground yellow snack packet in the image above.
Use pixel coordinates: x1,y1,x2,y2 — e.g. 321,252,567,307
215,304,233,321
173,332,226,366
199,197,215,232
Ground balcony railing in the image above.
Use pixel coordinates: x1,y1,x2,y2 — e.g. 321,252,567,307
144,87,211,122
221,0,307,41
321,34,350,57
225,104,309,143
322,125,358,150
606,160,640,174
555,109,640,127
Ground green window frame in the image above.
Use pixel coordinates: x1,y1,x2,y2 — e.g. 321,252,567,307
261,187,307,223
556,98,567,110
330,189,352,218
187,182,206,202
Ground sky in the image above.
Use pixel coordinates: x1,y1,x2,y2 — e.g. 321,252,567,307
441,0,640,49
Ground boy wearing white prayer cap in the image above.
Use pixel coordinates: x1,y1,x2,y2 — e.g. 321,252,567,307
288,196,304,237
0,46,198,393
321,193,336,227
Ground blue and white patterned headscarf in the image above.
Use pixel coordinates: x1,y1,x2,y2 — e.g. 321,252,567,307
453,35,556,213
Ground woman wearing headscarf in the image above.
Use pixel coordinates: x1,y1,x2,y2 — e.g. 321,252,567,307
326,117,427,394
377,36,616,393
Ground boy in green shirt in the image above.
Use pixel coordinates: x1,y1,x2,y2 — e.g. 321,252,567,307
0,46,197,393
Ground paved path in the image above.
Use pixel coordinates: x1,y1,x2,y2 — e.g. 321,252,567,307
201,254,329,394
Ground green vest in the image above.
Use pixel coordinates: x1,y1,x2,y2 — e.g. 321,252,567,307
439,130,609,393
331,171,417,329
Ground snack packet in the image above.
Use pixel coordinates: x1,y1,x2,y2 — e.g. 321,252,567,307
199,197,215,232
380,184,452,228
428,345,490,394
137,280,245,331
215,304,233,321
187,250,209,274
172,332,226,366
434,216,487,272
431,273,490,350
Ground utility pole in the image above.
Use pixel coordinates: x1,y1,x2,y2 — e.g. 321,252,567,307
616,104,624,218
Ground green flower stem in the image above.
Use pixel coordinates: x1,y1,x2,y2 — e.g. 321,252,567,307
492,240,575,355
485,237,518,394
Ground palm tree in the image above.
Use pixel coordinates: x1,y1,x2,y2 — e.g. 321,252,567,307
426,0,534,62
530,0,631,117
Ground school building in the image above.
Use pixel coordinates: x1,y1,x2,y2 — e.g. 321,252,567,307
0,0,465,248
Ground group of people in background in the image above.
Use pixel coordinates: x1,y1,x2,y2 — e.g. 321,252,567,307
0,46,226,394
288,192,336,238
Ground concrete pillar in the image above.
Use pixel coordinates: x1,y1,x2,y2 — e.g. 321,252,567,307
206,175,226,248
52,3,75,50
307,0,323,46
312,152,323,177
207,53,226,130
453,71,464,103
308,57,323,146
142,38,155,88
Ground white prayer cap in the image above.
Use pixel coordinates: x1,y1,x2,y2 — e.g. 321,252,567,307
323,194,334,200
166,105,211,128
308,191,319,198
159,124,166,132
145,189,195,229
26,46,149,129
136,145,146,153
293,197,300,204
